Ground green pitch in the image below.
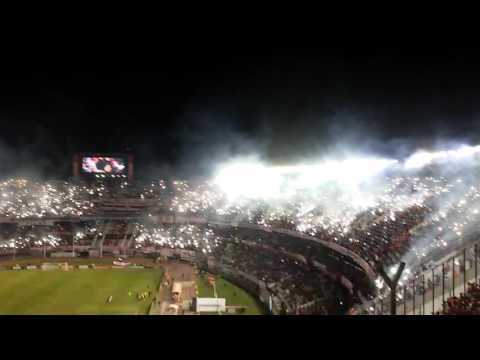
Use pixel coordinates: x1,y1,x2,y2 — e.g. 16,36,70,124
0,269,163,315
196,274,215,298
196,274,265,315
215,277,265,315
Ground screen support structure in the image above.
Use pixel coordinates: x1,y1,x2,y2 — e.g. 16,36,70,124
128,154,134,181
73,154,81,178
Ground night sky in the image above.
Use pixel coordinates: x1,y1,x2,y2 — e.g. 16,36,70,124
1,48,480,179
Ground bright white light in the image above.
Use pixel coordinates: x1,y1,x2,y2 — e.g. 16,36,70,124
214,159,283,199
404,144,480,169
404,151,438,169
290,158,397,188
214,156,397,200
389,264,399,276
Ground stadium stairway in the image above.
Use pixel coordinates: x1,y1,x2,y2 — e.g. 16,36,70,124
91,220,108,248
97,221,112,256
124,226,137,252
120,222,134,250
91,220,103,248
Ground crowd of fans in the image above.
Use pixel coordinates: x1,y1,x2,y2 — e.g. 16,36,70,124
346,205,428,270
441,281,480,315
0,176,458,275
208,232,347,314
0,178,445,252
2,173,480,314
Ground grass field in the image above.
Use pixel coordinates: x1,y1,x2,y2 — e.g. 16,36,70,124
0,269,163,315
0,257,154,269
196,274,215,297
196,273,265,315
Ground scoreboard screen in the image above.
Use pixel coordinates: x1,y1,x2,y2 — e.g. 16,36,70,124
74,153,134,180
81,157,127,174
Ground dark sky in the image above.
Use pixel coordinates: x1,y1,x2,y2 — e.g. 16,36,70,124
1,48,480,179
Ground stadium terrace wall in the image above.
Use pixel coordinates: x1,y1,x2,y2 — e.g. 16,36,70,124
202,263,347,315
201,263,273,314
153,214,377,282
139,225,370,313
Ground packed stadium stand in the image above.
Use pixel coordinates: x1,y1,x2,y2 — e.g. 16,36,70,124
1,169,480,315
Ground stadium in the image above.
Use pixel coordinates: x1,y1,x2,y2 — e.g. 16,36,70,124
1,146,480,316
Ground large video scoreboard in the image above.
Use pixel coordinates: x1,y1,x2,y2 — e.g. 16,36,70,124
73,153,134,181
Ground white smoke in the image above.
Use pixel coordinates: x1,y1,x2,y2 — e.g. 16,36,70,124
213,142,480,268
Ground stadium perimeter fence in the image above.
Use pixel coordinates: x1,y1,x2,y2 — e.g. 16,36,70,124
370,239,480,315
